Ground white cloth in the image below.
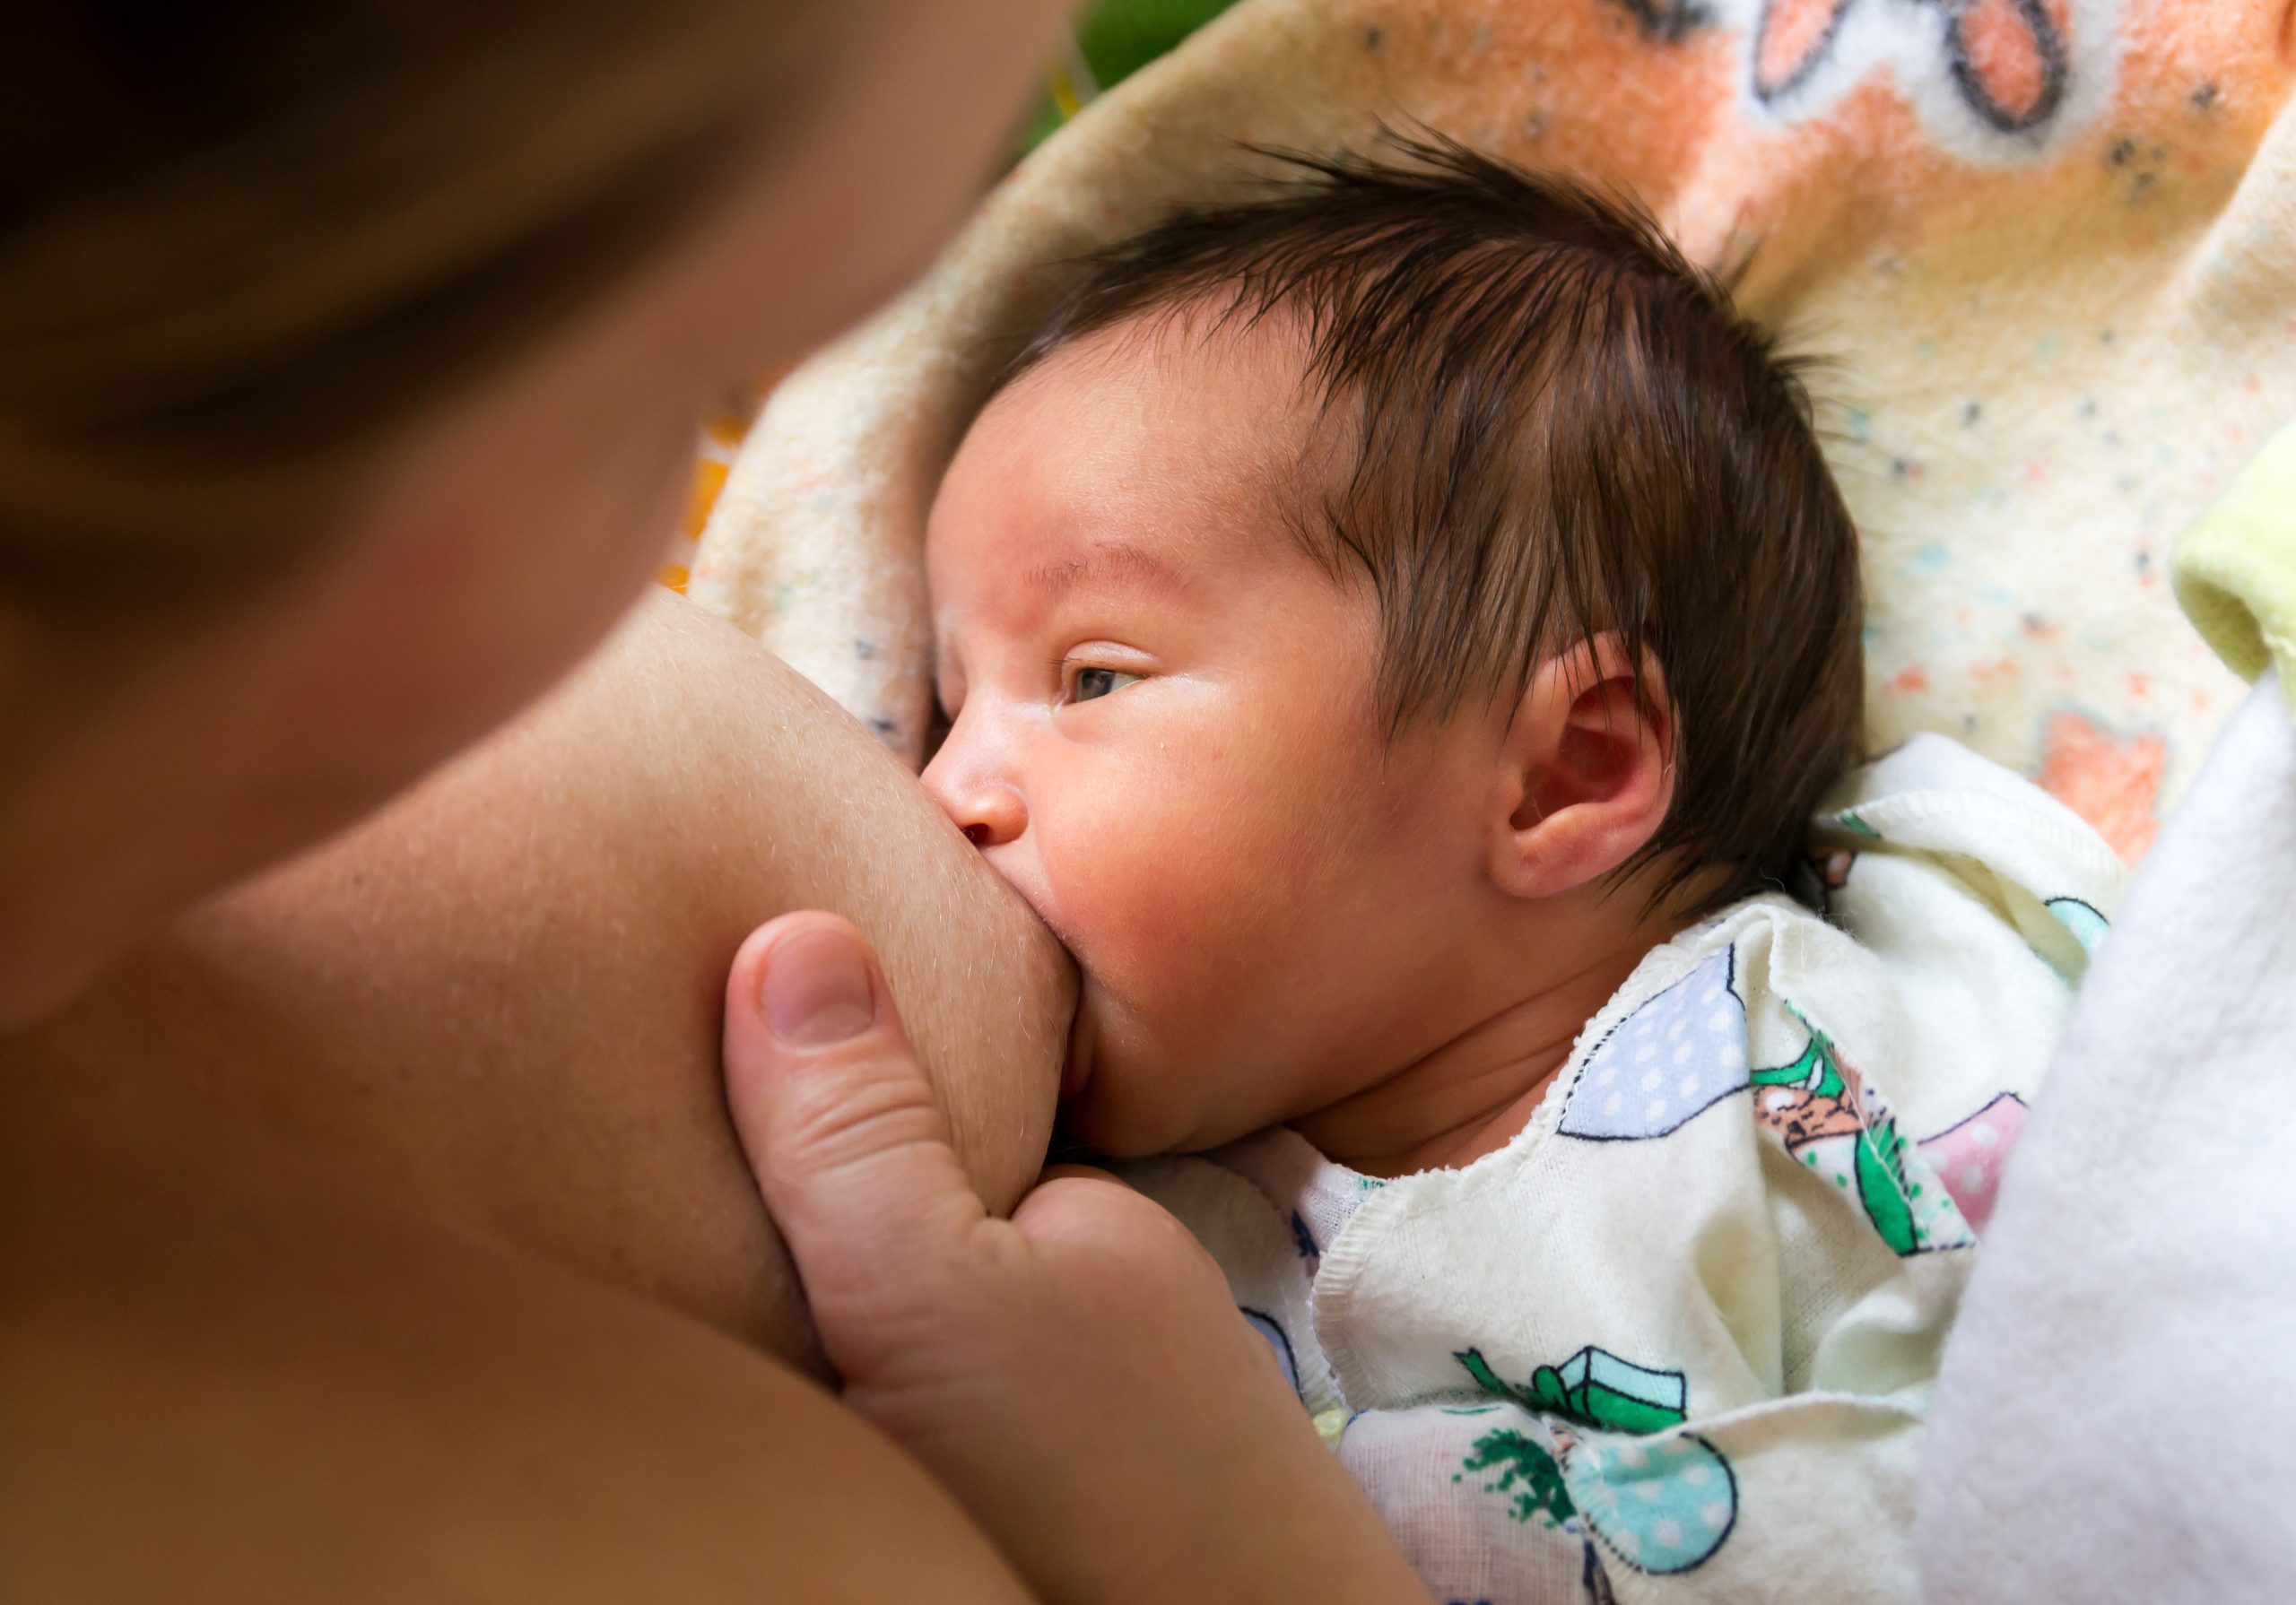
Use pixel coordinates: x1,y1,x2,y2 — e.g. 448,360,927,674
1918,675,2296,1605
1122,737,2124,1605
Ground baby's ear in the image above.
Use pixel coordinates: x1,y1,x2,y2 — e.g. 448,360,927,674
1484,634,1676,901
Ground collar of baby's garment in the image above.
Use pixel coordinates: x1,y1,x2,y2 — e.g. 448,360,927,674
1209,895,1794,1250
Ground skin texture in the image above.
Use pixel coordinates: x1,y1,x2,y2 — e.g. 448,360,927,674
3,595,1071,1366
0,1050,1029,1605
0,1,1080,1597
0,6,1708,1596
0,0,1074,1030
0,598,1068,1601
924,317,1701,1173
723,913,1436,1605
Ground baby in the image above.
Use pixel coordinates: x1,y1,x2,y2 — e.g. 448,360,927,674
770,143,2124,1605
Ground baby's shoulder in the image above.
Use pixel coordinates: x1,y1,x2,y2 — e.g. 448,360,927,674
1554,737,2120,1248
1801,732,2125,971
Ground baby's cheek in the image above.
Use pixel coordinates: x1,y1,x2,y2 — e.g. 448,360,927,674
1045,780,1286,1014
1052,828,1226,999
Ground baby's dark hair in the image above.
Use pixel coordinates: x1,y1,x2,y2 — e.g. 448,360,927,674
1001,135,1863,908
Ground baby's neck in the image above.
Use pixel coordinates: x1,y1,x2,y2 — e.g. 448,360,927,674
1291,894,1697,1178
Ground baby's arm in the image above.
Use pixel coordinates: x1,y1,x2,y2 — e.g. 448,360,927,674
722,912,1431,1605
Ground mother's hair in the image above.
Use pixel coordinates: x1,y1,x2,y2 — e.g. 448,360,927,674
0,0,817,605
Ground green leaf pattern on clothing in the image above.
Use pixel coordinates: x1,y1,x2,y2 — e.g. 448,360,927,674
1750,1021,1976,1255
1453,1348,1737,1575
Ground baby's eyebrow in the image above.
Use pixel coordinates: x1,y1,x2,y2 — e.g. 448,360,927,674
1022,541,1186,599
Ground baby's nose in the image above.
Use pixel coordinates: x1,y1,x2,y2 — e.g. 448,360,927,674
919,752,1027,849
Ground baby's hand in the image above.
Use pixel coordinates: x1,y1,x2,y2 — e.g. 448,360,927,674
722,914,1426,1605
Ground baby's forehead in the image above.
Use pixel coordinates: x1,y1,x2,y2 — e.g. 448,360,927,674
985,307,1319,455
933,308,1328,569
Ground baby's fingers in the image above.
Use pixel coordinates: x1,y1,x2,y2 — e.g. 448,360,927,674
722,913,988,1379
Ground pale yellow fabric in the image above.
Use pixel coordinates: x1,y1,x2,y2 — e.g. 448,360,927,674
2176,416,2296,707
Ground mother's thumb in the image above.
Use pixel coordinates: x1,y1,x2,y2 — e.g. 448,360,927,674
722,913,986,1363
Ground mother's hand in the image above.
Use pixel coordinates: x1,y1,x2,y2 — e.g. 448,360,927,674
723,912,1430,1605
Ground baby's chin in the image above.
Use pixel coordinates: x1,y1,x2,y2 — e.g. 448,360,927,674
1056,990,1203,1158
1057,1002,1143,1155
1058,1088,1222,1158
1059,1011,1275,1159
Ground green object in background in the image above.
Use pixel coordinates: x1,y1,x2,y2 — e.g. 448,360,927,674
1019,0,1241,152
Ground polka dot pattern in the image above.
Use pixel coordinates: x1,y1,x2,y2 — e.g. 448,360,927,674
1561,1431,1737,1575
2046,896,2111,956
1561,952,1749,1141
1915,1091,2031,1234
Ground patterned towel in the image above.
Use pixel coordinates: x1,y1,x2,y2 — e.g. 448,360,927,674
690,0,2296,857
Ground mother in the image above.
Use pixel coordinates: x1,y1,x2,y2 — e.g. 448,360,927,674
0,3,1082,1595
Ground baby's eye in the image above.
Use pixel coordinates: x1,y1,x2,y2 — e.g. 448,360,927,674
1064,664,1144,705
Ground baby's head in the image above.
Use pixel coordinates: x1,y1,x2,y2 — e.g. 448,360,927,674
923,141,1861,1158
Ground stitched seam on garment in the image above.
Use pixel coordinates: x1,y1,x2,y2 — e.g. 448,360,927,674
1182,1152,1350,1418
1311,905,1787,1406
1824,788,2130,898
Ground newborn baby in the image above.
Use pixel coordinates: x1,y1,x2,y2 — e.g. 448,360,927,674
906,143,2122,1605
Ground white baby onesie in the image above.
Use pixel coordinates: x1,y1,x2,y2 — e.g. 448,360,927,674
1120,735,2123,1605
